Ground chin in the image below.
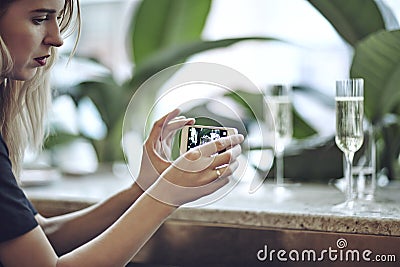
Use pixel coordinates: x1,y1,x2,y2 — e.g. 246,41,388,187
11,69,38,81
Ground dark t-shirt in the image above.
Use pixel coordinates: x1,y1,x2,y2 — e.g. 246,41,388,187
0,134,38,246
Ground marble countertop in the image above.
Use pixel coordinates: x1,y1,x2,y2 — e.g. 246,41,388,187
23,165,400,237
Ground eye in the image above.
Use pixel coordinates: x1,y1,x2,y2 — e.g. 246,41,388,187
32,15,49,25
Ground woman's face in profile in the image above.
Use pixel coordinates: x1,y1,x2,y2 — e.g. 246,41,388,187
0,0,65,81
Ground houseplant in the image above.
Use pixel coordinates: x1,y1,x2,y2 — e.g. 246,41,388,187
49,0,400,182
50,0,280,163
308,0,400,179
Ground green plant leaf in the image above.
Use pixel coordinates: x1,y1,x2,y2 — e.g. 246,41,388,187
307,0,386,46
93,115,125,162
129,37,281,89
293,108,318,139
223,89,264,121
293,85,334,108
131,0,211,66
224,89,317,140
44,132,80,150
74,77,130,129
350,30,400,124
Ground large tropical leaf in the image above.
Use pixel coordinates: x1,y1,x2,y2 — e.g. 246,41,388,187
129,37,280,89
350,30,400,124
44,132,81,150
74,77,130,129
131,0,211,66
293,108,318,139
224,89,317,140
307,0,386,46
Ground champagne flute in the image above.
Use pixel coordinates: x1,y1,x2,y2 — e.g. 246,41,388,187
333,78,364,213
265,84,293,187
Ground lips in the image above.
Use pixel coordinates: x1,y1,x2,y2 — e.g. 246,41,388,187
34,55,49,66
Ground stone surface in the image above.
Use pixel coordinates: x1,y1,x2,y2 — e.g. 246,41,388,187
24,167,400,237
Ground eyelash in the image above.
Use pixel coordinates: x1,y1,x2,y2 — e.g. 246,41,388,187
32,16,49,25
32,15,62,25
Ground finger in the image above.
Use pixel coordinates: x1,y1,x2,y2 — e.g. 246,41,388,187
165,116,194,135
147,109,181,144
168,115,187,121
162,117,195,140
160,117,195,157
166,116,195,131
198,134,244,157
209,144,242,169
200,160,239,186
217,160,239,178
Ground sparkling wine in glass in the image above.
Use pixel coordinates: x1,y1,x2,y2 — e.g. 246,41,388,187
334,78,364,213
265,84,293,187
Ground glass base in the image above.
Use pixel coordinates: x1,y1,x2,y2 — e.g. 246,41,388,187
268,181,300,203
332,199,382,216
274,178,301,187
270,185,293,203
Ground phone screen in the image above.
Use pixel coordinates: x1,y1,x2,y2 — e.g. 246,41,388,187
186,126,228,150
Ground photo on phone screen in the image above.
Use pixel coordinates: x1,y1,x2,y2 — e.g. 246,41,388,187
180,125,237,154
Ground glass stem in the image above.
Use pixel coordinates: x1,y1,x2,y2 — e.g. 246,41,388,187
345,151,355,202
276,149,284,186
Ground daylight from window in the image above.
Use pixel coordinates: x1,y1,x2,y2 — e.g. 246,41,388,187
48,0,400,169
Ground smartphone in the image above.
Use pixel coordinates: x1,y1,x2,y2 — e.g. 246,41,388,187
180,125,238,155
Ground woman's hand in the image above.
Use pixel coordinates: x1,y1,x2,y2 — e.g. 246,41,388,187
135,109,195,191
148,133,244,206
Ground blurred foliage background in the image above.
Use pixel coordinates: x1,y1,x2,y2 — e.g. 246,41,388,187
45,0,400,183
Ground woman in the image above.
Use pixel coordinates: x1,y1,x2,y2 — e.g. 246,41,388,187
0,0,244,266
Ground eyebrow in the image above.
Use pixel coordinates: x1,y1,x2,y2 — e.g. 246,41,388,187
31,9,58,14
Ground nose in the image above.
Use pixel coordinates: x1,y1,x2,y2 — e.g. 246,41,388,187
43,22,64,47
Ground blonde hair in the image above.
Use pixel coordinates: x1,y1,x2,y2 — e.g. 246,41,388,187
0,0,81,178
